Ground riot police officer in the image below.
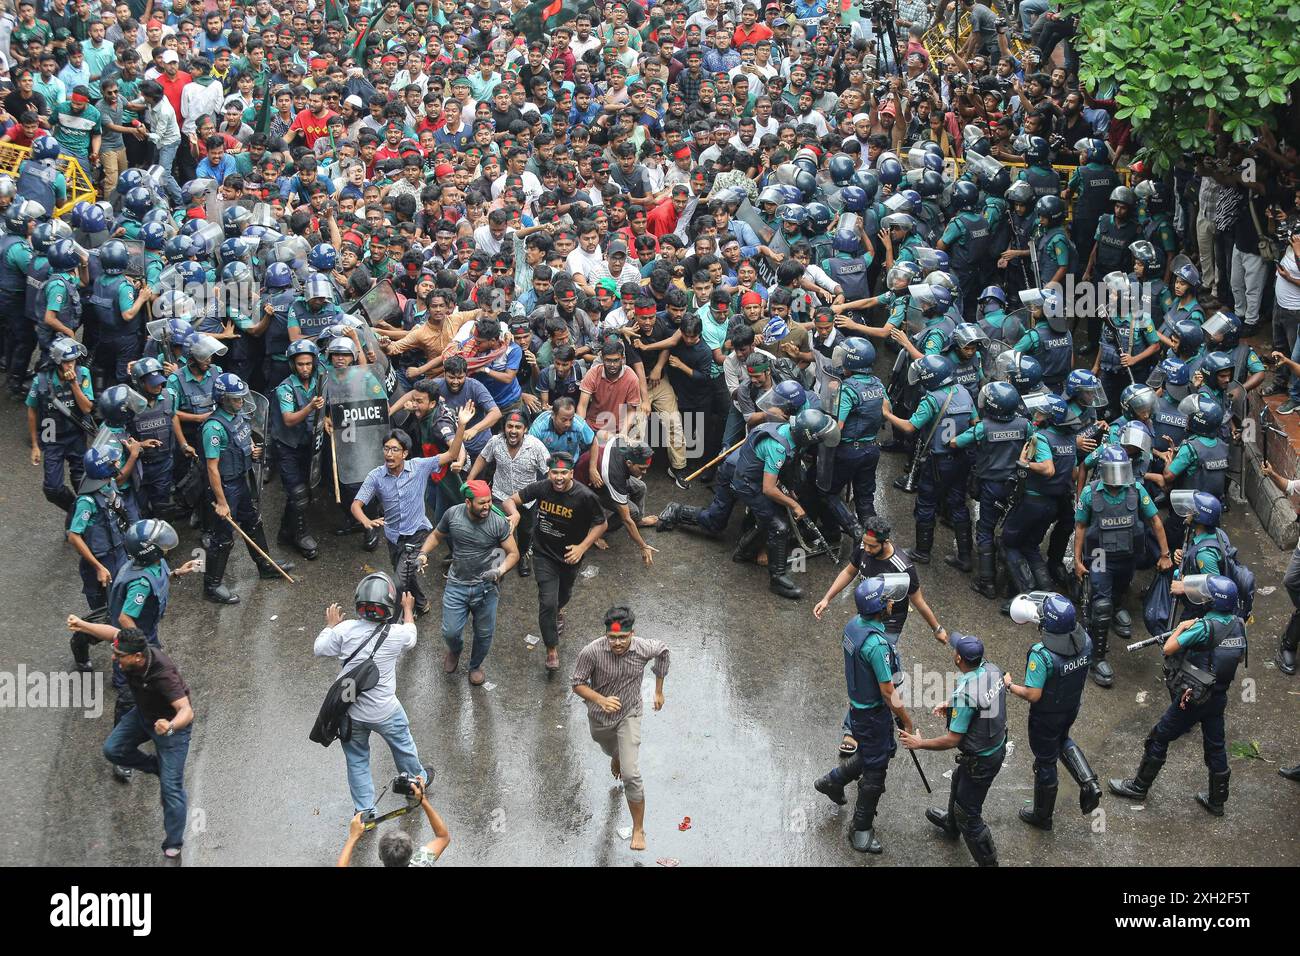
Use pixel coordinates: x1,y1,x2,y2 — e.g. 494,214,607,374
128,357,188,517
201,372,296,604
821,227,873,328
938,182,994,320
998,181,1038,296
1129,240,1173,328
1073,446,1174,687
260,262,299,391
15,136,67,216
1006,591,1103,829
88,239,154,390
1150,394,1227,555
1,199,39,396
944,323,988,404
34,239,86,365
882,354,973,565
272,338,325,560
166,332,225,460
813,575,915,854
1169,490,1226,621
1109,575,1246,816
287,273,344,346
901,633,1007,868
1065,138,1121,272
657,408,838,600
67,446,131,670
140,220,169,288
1033,196,1079,292
953,381,1036,596
1015,136,1061,201
1012,287,1073,393
825,337,885,535
1135,180,1179,284
26,336,95,513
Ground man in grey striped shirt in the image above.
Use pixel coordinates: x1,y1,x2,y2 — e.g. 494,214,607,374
572,606,670,851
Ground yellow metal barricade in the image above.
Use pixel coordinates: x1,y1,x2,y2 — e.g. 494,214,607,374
0,141,96,218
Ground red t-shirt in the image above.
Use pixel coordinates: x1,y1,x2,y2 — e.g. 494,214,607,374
157,70,192,122
733,24,773,46
289,107,338,149
579,364,641,432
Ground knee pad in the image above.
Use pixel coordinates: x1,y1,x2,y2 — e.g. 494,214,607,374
287,483,311,512
952,801,972,832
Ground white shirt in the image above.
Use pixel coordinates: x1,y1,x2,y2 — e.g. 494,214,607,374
1276,246,1300,311
565,245,605,282
143,95,181,148
491,169,543,204
180,79,225,135
472,224,511,255
570,34,602,61
752,115,779,139
313,618,417,724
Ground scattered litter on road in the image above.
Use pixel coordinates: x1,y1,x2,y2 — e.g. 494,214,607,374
1136,691,1149,704
580,565,599,579
484,682,496,691
617,827,632,839
1257,586,1276,596
657,857,680,867
270,615,278,621
678,816,692,831
524,634,540,647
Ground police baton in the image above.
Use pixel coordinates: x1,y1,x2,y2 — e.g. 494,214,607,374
684,437,745,482
223,514,296,584
896,716,932,793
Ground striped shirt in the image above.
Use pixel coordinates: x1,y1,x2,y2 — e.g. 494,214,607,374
572,636,671,728
355,456,443,543
478,433,551,502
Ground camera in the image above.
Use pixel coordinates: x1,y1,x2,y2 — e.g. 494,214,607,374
859,0,893,23
392,770,432,796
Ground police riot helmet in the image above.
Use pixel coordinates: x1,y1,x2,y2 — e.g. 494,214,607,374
285,338,320,363
771,379,807,412
1200,351,1233,378
47,239,80,271
326,336,360,361
31,136,61,161
309,242,338,271
1179,574,1237,613
832,229,863,254
1178,393,1224,436
305,272,335,303
223,205,253,235
1024,136,1050,165
124,519,179,565
1065,368,1107,407
838,336,876,373
264,261,294,289
1170,489,1222,528
98,384,149,426
222,260,254,285
950,180,980,211
804,201,834,231
977,380,1021,421
164,234,194,262
951,322,989,351
123,185,153,217
838,186,868,212
789,407,839,447
1023,390,1069,425
908,353,955,389
1171,318,1204,356
978,285,1006,307
1009,590,1077,634
130,356,167,388
1005,181,1035,205
1096,444,1134,487
141,221,169,251
48,336,86,365
1174,261,1201,288
854,573,911,617
213,372,249,408
1109,185,1137,207
1035,195,1067,225
82,446,118,485
828,153,857,186
1120,383,1158,417
98,239,130,274
877,157,903,186
1128,240,1159,270
355,571,399,622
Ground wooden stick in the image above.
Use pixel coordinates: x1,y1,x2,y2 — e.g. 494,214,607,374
224,515,295,583
330,427,341,504
685,438,746,482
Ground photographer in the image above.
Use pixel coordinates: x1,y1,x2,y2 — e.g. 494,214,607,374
336,776,451,868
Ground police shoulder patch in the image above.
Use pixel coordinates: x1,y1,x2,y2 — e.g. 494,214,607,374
1028,660,1037,672
133,593,145,605
210,433,221,445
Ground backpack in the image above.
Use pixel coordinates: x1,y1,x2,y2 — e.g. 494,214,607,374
1213,529,1256,619
309,623,391,748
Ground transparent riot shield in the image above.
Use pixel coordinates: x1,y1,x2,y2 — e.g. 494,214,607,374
345,278,402,327
735,197,775,244
984,307,1029,378
246,390,271,500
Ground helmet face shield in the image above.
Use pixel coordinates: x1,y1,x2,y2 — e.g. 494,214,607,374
880,572,911,603
1170,489,1199,518
1179,574,1213,606
1099,455,1134,487
188,333,228,364
1117,421,1152,458
1008,591,1055,626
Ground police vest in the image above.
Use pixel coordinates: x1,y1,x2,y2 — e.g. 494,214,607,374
175,369,217,418
947,212,992,280
88,274,129,338
843,617,898,707
1143,279,1170,325
1094,214,1139,273
1073,164,1121,226
262,289,298,360
975,415,1028,482
1177,436,1229,499
1142,215,1174,265
37,272,82,341
129,392,176,464
288,298,340,341
1228,343,1252,383
1023,166,1061,201
978,310,1023,348
33,368,85,442
0,234,26,295
1036,328,1073,382
1088,482,1139,554
950,351,982,401
16,159,57,214
1179,533,1225,618
1151,397,1187,458
1183,615,1246,695
1098,314,1137,374
827,256,870,303
912,314,955,351
731,422,793,499
23,255,49,323
838,374,884,443
80,485,130,559
924,384,973,454
1035,226,1079,279
108,560,171,640
1030,626,1092,715
949,663,1008,756
209,407,254,481
271,373,320,448
916,201,943,245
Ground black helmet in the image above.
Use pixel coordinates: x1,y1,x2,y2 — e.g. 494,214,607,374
355,572,398,622
124,519,178,565
1035,195,1067,225
789,407,838,447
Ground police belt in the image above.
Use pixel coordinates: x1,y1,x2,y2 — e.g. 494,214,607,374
955,738,1006,765
840,435,878,447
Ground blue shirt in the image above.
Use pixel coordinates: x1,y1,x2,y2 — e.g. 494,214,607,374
195,152,238,185
473,341,523,408
355,456,444,543
529,410,595,460
430,377,496,454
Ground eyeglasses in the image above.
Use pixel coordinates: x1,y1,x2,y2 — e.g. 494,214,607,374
492,267,510,275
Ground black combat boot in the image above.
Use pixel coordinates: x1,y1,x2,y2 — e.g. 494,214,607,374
1277,610,1300,675
1109,750,1165,800
203,543,239,605
1000,553,1036,615
289,503,319,560
1194,770,1230,817
849,770,886,854
656,503,720,538
1061,742,1103,813
955,805,998,867
732,524,764,563
814,772,847,806
907,522,935,564
767,535,802,600
1280,764,1300,781
1028,557,1053,591
943,521,973,573
925,785,960,839
70,630,95,672
277,502,294,547
1018,782,1058,830
1089,603,1115,687
970,544,998,599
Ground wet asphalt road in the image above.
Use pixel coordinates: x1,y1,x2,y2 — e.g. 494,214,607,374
2,387,1299,868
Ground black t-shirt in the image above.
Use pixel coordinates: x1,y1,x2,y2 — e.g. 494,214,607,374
848,544,920,634
124,647,192,726
668,338,714,408
629,317,675,370
4,89,48,118
489,105,523,131
517,477,607,563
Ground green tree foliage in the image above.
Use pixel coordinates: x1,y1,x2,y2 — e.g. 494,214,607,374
1062,0,1300,170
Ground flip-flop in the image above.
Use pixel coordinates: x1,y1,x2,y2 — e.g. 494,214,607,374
839,736,858,757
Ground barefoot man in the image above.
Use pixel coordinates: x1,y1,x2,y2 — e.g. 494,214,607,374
571,606,670,851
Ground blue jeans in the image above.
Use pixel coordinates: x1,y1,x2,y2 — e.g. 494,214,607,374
339,703,426,813
1019,0,1050,31
442,578,500,669
154,140,185,205
103,707,191,850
